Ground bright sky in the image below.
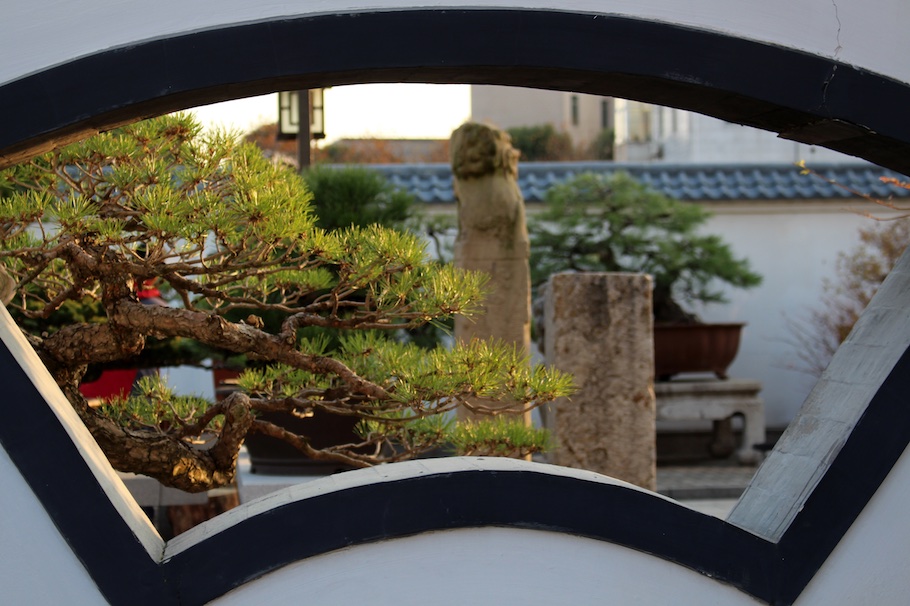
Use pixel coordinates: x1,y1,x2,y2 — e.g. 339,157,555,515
186,84,472,143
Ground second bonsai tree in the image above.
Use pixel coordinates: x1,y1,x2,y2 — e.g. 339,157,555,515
529,171,762,324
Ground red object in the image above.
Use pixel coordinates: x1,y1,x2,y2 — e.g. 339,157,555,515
79,369,138,399
137,288,162,299
137,279,161,300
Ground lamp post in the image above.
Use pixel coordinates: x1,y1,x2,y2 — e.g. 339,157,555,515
278,89,325,170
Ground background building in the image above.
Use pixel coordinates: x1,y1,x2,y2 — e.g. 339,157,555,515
470,85,613,149
614,100,859,164
471,87,863,166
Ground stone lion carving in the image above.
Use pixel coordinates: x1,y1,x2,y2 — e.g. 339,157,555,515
450,121,531,375
450,122,527,251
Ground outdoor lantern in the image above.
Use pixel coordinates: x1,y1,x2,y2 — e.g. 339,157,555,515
310,89,325,140
277,90,325,140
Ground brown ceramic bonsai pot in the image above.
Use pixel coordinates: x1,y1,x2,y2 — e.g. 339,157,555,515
653,322,745,381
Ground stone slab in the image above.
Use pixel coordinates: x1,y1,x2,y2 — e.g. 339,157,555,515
655,379,766,464
543,272,656,489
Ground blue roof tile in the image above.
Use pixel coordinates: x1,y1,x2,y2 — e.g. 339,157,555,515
360,161,910,205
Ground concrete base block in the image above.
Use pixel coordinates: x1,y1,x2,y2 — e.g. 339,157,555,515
655,379,766,464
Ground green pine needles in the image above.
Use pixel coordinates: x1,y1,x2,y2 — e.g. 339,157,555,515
0,115,573,492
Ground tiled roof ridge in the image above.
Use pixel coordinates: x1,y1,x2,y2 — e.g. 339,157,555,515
356,161,910,204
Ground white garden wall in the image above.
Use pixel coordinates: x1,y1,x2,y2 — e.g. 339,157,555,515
0,445,108,605
698,203,896,427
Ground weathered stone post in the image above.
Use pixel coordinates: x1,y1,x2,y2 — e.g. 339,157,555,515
450,122,531,423
542,272,656,490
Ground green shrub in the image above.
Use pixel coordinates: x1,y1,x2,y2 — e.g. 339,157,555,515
507,124,574,161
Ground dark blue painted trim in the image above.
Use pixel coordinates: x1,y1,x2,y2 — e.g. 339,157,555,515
1,10,910,172
772,344,910,604
162,471,775,604
0,343,169,604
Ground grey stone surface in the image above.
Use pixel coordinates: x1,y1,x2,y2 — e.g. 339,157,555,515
728,245,910,540
542,272,656,490
451,122,531,354
657,464,758,500
655,379,766,463
450,123,532,424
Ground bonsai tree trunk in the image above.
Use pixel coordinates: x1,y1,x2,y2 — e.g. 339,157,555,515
653,285,700,324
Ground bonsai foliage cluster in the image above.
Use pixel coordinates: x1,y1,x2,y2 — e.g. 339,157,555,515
529,172,762,323
300,165,454,349
0,115,572,492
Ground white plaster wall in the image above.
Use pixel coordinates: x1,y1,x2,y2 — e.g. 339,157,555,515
161,365,216,400
4,0,909,90
0,444,108,605
795,443,910,605
211,526,763,606
693,205,891,427
525,200,887,428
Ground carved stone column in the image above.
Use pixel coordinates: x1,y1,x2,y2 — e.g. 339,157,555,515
450,122,531,425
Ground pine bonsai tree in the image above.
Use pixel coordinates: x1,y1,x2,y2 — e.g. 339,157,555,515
529,172,762,323
0,115,572,492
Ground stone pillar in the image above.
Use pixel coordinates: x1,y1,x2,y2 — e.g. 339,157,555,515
542,272,656,490
450,122,531,423
451,122,530,351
